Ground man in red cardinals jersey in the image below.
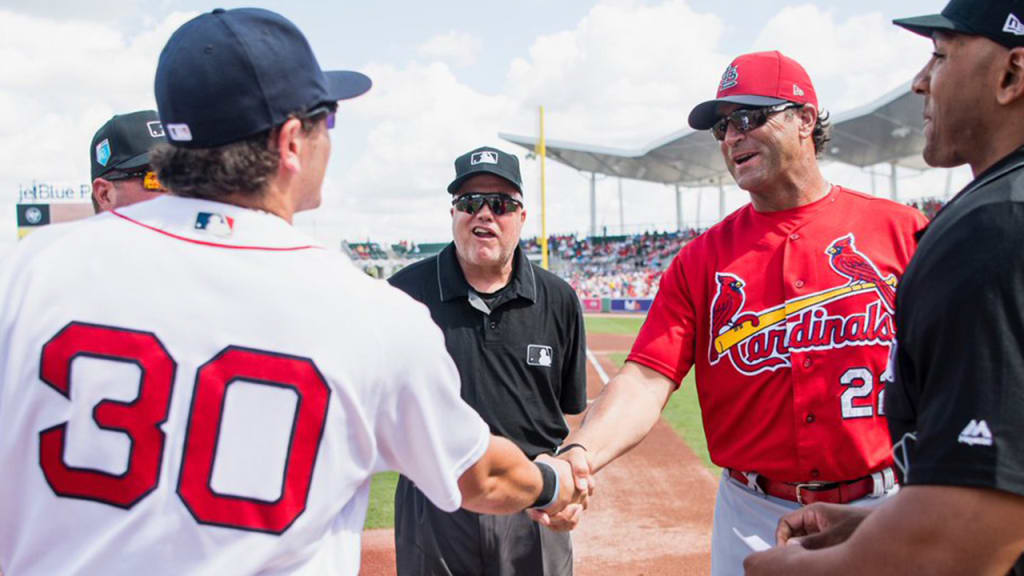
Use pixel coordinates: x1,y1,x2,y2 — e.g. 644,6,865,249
544,51,927,575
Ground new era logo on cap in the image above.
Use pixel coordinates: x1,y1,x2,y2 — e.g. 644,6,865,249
1004,13,1024,35
471,151,499,165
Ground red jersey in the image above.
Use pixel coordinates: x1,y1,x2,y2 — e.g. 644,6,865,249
628,186,928,482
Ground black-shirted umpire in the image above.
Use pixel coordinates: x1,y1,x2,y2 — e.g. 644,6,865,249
744,0,1024,575
388,146,588,576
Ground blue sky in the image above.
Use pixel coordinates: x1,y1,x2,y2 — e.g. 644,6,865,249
0,0,969,250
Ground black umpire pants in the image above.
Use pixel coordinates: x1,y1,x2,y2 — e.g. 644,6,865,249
394,475,573,576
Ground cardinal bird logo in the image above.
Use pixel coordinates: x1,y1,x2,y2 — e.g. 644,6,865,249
826,234,896,313
709,273,746,362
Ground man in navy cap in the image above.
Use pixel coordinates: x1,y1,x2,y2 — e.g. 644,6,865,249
89,109,167,212
746,1,1024,573
0,9,583,575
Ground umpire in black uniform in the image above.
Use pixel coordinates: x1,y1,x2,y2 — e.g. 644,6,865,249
744,1,1024,574
389,146,588,575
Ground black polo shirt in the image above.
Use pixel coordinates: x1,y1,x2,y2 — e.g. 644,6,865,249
389,243,588,458
888,147,1024,576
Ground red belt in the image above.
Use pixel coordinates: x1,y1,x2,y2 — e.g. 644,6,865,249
727,469,893,505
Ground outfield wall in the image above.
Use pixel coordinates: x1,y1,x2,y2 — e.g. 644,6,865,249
581,297,653,314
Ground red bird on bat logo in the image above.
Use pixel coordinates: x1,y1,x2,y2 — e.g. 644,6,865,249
709,272,746,362
826,234,896,313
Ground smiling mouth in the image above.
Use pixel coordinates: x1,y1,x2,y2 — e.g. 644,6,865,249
473,227,497,239
733,152,757,165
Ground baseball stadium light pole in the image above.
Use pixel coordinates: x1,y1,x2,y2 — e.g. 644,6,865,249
538,106,548,270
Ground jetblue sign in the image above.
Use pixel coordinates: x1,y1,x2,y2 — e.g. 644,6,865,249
18,181,91,203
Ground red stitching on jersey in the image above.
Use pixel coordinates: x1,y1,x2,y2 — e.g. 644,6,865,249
111,210,321,251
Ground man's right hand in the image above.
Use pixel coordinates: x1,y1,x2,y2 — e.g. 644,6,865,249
527,447,595,531
775,502,873,549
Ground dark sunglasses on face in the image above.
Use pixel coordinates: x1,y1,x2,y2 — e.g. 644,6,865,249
452,193,523,216
710,103,801,141
104,168,164,190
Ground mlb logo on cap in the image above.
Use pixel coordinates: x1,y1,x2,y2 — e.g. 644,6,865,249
471,151,499,165
447,145,524,194
147,121,166,138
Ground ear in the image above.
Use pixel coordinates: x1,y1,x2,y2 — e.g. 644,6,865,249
796,105,818,139
275,118,304,174
91,178,115,213
996,47,1024,106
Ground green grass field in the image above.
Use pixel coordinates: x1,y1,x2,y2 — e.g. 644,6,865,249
363,313,715,529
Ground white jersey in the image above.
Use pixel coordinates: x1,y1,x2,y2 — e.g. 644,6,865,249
0,196,490,576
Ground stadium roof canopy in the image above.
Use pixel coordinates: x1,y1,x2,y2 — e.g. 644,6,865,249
500,82,925,187
499,82,927,234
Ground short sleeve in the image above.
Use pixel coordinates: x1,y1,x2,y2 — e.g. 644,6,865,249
627,250,698,385
559,293,588,414
372,300,490,512
899,203,1024,497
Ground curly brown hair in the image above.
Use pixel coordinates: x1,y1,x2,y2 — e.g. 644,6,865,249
150,112,325,201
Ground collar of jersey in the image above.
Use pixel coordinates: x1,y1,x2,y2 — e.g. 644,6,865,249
110,195,323,251
436,242,537,304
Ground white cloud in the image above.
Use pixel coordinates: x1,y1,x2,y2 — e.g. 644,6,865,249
0,1,964,252
416,31,482,68
751,4,931,109
0,9,195,246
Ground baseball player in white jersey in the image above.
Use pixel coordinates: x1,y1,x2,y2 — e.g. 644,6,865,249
0,8,584,575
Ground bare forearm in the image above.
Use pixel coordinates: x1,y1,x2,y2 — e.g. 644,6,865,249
458,435,543,515
564,362,673,472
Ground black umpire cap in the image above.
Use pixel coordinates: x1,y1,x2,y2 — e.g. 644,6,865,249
90,110,166,180
447,146,523,195
894,0,1024,48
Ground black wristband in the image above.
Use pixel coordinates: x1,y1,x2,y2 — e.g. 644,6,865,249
556,442,587,456
530,461,558,509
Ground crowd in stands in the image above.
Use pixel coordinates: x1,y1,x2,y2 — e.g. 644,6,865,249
343,197,946,299
905,197,945,219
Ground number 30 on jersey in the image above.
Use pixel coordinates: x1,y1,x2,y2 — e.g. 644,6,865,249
38,321,330,534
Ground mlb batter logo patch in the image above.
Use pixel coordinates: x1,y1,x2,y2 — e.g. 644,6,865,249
147,120,165,138
195,212,235,237
527,344,553,367
471,151,499,165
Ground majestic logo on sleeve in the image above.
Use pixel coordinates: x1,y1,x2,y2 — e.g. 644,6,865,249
709,234,897,375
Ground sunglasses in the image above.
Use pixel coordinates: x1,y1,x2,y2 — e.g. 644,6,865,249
105,168,164,191
303,103,337,130
710,103,801,141
452,193,523,216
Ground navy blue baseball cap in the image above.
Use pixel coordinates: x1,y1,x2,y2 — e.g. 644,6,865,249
155,8,371,148
894,0,1024,48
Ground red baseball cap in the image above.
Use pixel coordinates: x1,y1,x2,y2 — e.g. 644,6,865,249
688,51,818,130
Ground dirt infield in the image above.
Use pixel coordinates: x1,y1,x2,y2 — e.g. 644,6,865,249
359,332,716,575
